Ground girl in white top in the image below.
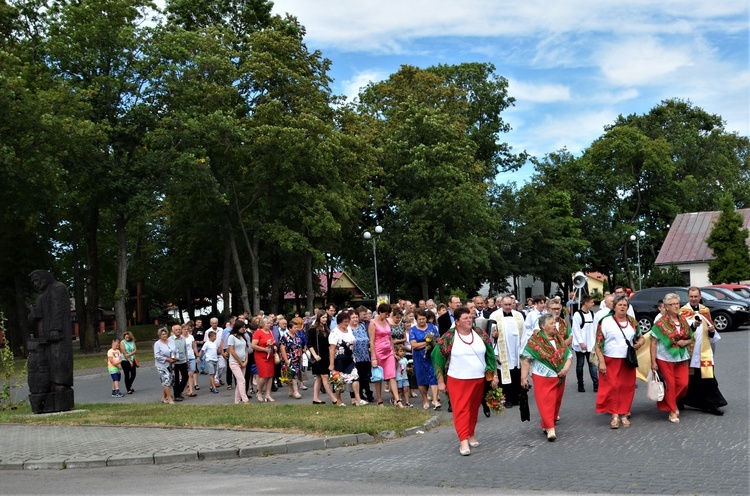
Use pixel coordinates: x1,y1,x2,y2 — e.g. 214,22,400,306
227,320,250,404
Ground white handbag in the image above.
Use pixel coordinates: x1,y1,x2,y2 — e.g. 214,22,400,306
646,369,665,402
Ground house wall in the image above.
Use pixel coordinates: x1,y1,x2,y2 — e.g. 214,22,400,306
671,262,710,286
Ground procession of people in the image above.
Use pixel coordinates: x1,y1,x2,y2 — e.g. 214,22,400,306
114,287,729,456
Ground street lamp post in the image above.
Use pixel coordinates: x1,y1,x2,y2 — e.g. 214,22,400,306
630,230,646,289
363,225,383,298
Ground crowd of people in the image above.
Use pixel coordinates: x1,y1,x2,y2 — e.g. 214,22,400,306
105,287,728,456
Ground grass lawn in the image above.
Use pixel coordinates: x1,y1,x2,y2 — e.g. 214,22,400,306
0,403,436,437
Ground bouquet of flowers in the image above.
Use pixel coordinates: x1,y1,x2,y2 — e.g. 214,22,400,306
280,365,295,385
484,386,506,415
424,330,438,352
328,371,345,392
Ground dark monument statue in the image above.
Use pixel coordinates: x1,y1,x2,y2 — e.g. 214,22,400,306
27,270,75,413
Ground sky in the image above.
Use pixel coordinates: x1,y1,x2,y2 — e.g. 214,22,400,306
270,0,749,183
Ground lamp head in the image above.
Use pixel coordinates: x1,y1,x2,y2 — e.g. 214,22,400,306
363,232,372,240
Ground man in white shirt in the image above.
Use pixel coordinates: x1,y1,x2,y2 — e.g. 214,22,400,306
522,295,547,351
571,295,598,392
489,296,525,408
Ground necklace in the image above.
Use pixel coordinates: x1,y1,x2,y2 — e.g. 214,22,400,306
456,330,474,345
614,316,630,329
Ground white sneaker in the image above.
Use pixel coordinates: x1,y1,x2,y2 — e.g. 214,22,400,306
356,400,368,406
339,402,347,407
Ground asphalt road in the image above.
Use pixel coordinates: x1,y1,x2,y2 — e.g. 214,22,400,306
4,328,748,495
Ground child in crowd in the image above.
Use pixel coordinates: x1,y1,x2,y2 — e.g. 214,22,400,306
395,345,412,407
201,331,220,393
107,339,124,398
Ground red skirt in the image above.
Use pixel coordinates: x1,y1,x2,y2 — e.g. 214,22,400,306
446,376,484,441
656,359,689,413
596,356,636,415
255,351,275,378
532,374,566,430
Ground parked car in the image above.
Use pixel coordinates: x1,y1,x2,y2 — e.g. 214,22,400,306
629,286,750,333
700,286,750,308
706,284,750,299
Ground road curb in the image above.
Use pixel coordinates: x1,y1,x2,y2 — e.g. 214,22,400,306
0,414,441,470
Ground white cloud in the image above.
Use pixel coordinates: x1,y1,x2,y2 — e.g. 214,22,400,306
508,108,617,158
273,1,748,52
339,70,388,101
596,37,694,86
509,79,571,103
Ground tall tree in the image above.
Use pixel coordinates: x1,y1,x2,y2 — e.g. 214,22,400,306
706,196,750,283
358,64,520,299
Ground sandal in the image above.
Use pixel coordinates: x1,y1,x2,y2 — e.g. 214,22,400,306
396,399,405,409
423,403,430,410
621,417,631,427
194,386,200,390
610,417,620,429
377,401,385,408
433,402,442,411
668,413,680,424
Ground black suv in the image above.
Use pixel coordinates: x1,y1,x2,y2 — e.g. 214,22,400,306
629,286,750,333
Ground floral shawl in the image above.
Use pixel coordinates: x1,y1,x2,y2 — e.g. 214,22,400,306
651,315,693,360
522,331,571,373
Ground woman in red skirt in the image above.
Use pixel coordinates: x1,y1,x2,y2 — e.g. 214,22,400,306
649,292,692,423
520,313,572,441
432,306,497,456
594,295,645,428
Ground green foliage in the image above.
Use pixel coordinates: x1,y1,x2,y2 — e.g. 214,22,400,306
643,264,687,287
0,313,27,410
706,196,750,283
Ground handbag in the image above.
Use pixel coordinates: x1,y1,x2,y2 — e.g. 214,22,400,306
646,369,665,401
305,349,317,364
371,365,384,382
616,323,639,368
274,352,281,365
133,356,140,368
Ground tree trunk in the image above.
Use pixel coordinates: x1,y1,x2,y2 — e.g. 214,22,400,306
72,227,86,347
114,215,128,340
249,235,260,314
270,256,280,314
12,273,28,355
186,287,195,322
305,252,314,314
228,228,251,314
82,208,100,353
222,239,231,319
420,274,429,300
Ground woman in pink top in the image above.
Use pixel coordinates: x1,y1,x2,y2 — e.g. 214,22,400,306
368,302,404,408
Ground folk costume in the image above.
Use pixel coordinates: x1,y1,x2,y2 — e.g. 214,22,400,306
521,331,572,431
488,308,524,405
432,326,497,443
595,314,641,416
650,315,692,414
679,303,727,414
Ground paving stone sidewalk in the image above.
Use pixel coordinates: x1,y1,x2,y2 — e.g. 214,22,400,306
0,424,379,470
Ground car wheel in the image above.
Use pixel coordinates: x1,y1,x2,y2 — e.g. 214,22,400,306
712,312,732,332
637,315,653,334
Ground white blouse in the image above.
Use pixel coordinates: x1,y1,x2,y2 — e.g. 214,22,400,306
599,316,637,359
447,331,486,380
